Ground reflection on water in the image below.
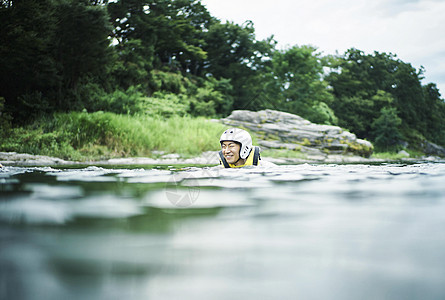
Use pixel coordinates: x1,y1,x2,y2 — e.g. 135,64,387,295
1,163,445,300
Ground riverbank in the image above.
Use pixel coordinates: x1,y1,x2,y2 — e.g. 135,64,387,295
1,111,444,167
1,151,442,167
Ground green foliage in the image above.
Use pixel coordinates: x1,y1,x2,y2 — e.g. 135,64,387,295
371,107,402,151
342,140,374,158
309,102,338,125
204,21,257,79
57,112,226,158
54,1,112,92
422,83,445,145
372,149,422,160
204,77,234,116
371,152,409,160
189,79,232,117
0,0,113,121
203,21,275,111
259,45,336,124
1,0,444,158
332,90,394,138
98,86,143,114
108,0,214,75
0,0,58,121
0,112,227,160
111,39,152,90
327,49,445,148
0,97,12,136
141,92,190,118
149,70,190,94
0,114,81,160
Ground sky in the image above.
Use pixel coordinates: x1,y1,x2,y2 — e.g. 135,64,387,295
200,0,445,96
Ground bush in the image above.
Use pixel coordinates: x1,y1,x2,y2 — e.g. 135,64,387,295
141,92,190,118
309,101,338,125
0,125,81,160
98,86,144,115
149,70,191,94
371,107,402,151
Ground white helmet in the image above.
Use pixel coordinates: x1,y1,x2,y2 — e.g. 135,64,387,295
220,128,252,159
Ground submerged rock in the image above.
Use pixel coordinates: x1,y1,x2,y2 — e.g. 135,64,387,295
220,109,374,158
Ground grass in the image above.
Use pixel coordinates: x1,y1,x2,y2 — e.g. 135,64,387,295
371,150,422,160
0,112,227,161
261,149,307,159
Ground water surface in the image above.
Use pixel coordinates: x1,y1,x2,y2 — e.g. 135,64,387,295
1,162,445,300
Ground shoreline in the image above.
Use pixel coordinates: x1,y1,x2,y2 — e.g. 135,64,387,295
1,151,443,167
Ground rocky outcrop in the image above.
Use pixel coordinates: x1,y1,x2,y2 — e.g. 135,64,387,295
0,151,221,166
220,109,374,158
0,152,72,166
421,141,445,157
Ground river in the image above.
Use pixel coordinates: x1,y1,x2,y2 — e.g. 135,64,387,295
1,162,445,300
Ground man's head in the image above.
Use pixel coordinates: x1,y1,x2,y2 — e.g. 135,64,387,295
220,128,252,164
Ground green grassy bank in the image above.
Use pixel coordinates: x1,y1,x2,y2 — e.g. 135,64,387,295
0,112,227,161
1,111,425,162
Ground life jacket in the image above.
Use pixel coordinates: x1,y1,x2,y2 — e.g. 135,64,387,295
218,146,261,168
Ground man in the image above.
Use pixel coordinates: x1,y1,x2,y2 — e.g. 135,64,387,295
219,128,274,168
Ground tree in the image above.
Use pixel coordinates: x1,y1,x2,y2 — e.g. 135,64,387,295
259,45,336,124
111,39,152,90
202,21,274,111
154,0,214,74
108,0,214,77
331,90,394,138
0,0,59,120
391,62,426,135
422,83,445,145
371,107,402,151
0,0,113,120
53,0,113,109
326,48,442,146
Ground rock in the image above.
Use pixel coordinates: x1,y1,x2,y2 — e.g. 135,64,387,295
397,150,410,157
0,152,72,166
161,153,181,159
220,109,373,158
421,141,445,157
422,156,441,161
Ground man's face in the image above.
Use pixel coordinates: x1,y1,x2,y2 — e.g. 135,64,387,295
221,141,241,164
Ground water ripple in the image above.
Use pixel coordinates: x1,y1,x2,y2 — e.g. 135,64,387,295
1,163,445,300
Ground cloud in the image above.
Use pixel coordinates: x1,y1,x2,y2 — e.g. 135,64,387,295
201,0,445,95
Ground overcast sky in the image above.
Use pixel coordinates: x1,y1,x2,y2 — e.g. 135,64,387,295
200,0,445,96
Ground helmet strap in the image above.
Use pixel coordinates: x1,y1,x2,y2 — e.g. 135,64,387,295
234,148,245,164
